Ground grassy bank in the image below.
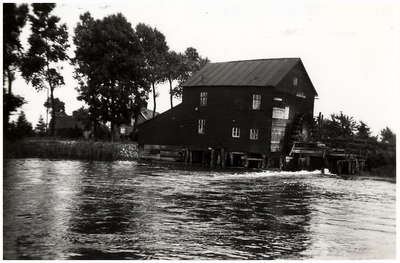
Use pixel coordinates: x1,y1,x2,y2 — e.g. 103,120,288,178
3,139,138,161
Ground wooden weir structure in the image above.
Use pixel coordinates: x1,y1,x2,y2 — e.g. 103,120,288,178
285,141,366,174
138,138,390,175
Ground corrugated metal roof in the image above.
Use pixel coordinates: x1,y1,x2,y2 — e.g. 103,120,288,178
182,58,301,87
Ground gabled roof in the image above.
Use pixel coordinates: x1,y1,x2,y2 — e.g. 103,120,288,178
182,58,309,88
140,108,158,121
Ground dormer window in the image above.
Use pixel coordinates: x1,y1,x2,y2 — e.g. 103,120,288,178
293,77,298,86
200,92,207,106
252,94,261,110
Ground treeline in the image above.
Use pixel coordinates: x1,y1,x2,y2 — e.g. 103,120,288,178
317,111,396,144
3,3,209,142
316,112,396,174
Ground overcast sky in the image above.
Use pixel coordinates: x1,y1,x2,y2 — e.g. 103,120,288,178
8,0,398,136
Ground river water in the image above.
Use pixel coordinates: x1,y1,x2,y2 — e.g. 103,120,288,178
2,159,396,260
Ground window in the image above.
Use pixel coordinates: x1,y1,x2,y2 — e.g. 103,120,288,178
293,77,298,86
250,129,259,140
272,106,290,120
200,92,207,106
198,119,205,134
252,94,261,110
232,127,240,138
120,127,126,134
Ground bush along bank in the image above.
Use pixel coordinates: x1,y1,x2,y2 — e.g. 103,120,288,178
3,139,138,161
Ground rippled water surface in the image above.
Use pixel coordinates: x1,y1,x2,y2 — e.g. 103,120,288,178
3,159,396,260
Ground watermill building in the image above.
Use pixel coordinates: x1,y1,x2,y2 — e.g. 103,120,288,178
138,58,318,168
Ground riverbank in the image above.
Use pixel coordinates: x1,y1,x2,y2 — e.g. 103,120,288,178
3,139,396,180
3,139,138,161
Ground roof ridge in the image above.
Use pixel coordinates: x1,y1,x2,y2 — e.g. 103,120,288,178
212,57,301,64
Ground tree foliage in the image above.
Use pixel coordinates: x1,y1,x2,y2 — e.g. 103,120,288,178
3,3,29,131
380,126,396,144
3,88,26,117
136,23,169,117
356,121,372,140
8,111,33,140
321,111,358,139
73,12,149,142
21,3,69,137
35,115,47,136
172,47,209,99
72,106,92,131
164,50,182,108
44,97,66,116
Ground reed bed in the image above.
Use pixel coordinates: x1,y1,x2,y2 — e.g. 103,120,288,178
3,139,138,161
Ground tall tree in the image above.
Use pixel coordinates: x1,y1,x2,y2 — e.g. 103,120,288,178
136,23,169,117
380,126,396,144
3,3,29,132
164,50,182,108
73,12,148,142
321,111,358,139
3,88,26,125
172,47,209,99
356,121,372,140
44,97,66,116
73,106,92,131
21,3,70,137
35,115,47,136
14,111,33,139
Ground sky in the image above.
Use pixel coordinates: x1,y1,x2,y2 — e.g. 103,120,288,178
6,0,398,136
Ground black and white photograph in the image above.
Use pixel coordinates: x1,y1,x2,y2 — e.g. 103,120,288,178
3,0,397,260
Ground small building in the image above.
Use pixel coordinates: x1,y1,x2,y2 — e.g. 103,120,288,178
117,108,158,139
52,115,85,138
138,58,318,168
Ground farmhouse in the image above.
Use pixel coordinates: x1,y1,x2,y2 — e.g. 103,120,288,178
138,58,318,168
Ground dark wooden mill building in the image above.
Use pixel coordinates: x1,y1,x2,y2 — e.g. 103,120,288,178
138,58,318,168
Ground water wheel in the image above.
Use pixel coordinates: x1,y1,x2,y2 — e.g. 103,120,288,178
287,113,316,147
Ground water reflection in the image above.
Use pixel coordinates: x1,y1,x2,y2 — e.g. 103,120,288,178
3,159,396,260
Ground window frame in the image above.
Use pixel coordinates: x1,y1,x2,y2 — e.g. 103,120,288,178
198,119,206,134
250,129,259,140
293,77,298,86
232,127,240,138
252,94,261,110
200,92,207,106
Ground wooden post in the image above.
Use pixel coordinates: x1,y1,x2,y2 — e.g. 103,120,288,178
244,154,249,168
262,155,267,169
217,153,221,165
229,153,234,166
221,148,226,166
211,149,215,165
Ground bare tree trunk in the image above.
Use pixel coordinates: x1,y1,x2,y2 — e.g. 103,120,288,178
50,87,56,137
4,68,13,133
132,112,139,141
110,120,115,143
92,120,97,140
152,82,156,118
169,78,173,108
